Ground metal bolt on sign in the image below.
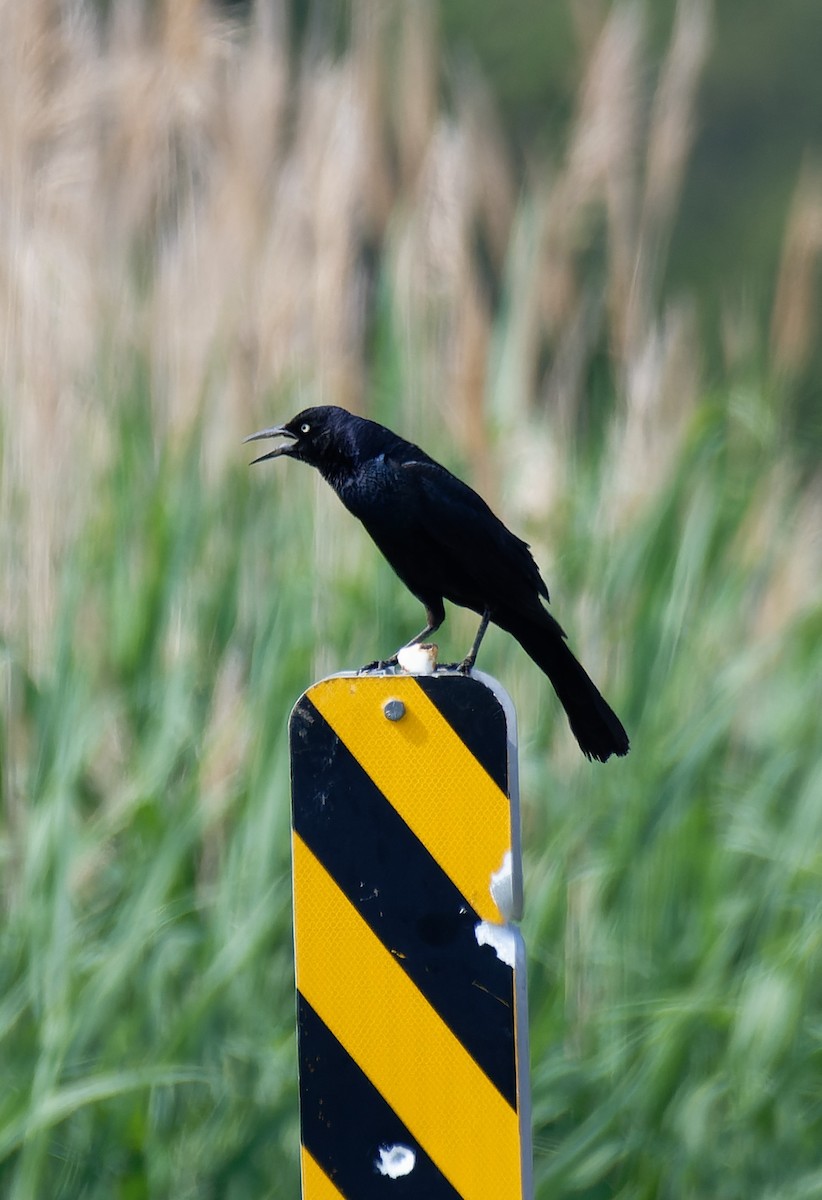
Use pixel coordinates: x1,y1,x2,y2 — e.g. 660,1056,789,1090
289,669,533,1200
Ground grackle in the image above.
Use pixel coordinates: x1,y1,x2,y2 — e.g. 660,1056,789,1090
246,406,629,762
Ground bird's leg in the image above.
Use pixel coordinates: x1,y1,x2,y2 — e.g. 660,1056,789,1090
401,610,445,649
359,601,444,673
456,609,491,674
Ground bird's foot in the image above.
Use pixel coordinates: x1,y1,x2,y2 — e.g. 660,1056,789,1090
438,659,474,674
357,656,398,674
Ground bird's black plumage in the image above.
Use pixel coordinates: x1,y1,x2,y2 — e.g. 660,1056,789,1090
246,405,629,762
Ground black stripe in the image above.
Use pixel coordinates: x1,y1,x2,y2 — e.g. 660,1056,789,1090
290,696,517,1109
298,994,463,1199
415,675,508,793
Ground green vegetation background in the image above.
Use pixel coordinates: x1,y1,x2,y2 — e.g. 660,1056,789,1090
2,1,822,1197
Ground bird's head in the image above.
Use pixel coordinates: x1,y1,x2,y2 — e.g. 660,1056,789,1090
244,406,350,470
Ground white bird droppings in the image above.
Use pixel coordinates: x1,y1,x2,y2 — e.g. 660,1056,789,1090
375,1144,416,1178
396,643,438,675
490,850,514,920
475,919,517,967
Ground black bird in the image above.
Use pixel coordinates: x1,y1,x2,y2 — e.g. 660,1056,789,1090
246,406,629,762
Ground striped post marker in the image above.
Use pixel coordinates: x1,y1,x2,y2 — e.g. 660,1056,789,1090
289,671,532,1200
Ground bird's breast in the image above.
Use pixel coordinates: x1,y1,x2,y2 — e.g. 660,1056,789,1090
335,458,403,520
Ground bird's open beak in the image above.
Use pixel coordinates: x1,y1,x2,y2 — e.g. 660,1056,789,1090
243,425,298,464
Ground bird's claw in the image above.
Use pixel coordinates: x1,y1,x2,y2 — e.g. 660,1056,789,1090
357,657,398,674
436,659,474,674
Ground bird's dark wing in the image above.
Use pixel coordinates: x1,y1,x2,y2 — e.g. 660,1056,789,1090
394,457,551,616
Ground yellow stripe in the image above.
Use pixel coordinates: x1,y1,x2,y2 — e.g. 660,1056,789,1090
308,676,510,923
300,1147,346,1200
293,835,522,1200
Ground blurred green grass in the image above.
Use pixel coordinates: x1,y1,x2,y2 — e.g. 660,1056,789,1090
2,2,822,1197
4,337,822,1198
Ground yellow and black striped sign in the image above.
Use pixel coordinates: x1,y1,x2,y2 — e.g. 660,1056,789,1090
289,671,532,1199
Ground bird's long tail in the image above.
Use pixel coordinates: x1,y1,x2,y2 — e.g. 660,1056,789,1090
500,610,629,762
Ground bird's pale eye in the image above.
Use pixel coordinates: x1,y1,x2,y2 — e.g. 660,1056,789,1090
300,423,311,434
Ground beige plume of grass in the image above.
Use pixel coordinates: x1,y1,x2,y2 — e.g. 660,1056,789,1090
770,156,822,377
0,0,816,672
